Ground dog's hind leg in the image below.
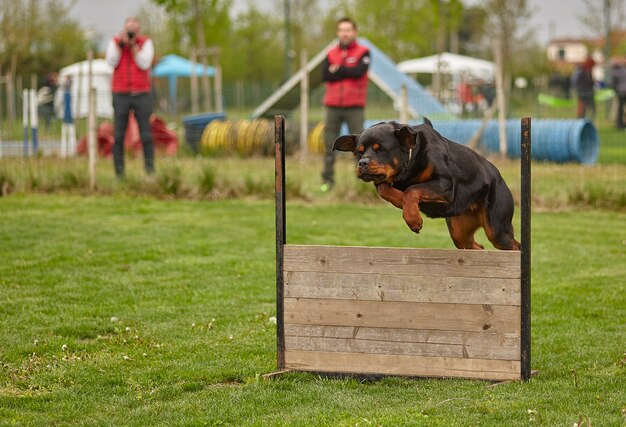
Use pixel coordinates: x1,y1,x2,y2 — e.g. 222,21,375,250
445,208,484,250
481,180,521,250
482,214,520,250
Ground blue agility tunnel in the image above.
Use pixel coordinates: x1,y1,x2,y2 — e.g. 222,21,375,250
430,119,599,165
356,119,599,164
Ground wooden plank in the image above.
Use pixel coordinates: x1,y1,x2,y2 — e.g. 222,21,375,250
284,298,520,333
284,271,520,305
284,245,520,279
284,325,520,360
285,334,519,360
284,350,521,381
286,335,463,358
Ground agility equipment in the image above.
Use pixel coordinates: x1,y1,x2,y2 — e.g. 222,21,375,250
272,115,532,381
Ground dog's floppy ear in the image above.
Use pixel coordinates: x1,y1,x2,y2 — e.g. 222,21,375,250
394,125,418,149
333,134,358,152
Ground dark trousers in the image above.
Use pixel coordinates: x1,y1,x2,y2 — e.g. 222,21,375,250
322,106,364,184
112,92,154,176
38,104,55,130
576,93,595,119
617,94,626,129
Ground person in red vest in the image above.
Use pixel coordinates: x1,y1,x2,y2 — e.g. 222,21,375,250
573,56,596,120
321,17,370,192
105,17,155,178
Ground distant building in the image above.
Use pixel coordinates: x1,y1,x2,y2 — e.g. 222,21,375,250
547,31,626,82
547,38,602,63
547,37,604,81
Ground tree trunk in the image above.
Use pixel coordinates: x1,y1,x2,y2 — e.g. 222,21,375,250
493,40,507,158
192,0,212,112
433,0,446,102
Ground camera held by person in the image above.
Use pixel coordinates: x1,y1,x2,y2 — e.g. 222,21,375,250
117,31,137,49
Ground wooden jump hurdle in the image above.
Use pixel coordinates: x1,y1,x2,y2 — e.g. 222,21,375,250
274,116,531,381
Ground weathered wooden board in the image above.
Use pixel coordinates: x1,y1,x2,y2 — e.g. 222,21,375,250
285,271,521,305
284,298,520,333
284,325,520,360
284,245,520,279
284,350,522,381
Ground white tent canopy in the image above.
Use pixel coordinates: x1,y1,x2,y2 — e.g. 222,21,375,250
55,59,114,119
397,52,495,80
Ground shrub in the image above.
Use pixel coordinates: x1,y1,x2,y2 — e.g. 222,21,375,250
198,165,216,195
568,184,626,210
157,166,182,196
0,171,13,196
243,175,273,196
27,169,41,191
58,170,85,191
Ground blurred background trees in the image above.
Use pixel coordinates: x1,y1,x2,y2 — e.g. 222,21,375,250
0,0,623,117
0,0,557,90
0,0,89,80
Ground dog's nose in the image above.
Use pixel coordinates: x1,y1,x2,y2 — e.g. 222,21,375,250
358,158,370,169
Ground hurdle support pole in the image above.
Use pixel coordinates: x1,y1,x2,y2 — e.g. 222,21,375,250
29,88,38,154
22,89,29,157
520,117,532,381
275,115,286,370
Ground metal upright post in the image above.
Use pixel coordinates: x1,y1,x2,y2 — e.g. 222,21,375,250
520,117,532,381
275,115,286,369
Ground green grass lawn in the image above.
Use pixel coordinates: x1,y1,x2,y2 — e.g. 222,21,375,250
597,127,626,165
0,195,625,426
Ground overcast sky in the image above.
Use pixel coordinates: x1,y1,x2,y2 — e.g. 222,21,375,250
68,0,597,49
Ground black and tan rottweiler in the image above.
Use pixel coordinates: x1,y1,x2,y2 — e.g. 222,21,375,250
333,119,520,250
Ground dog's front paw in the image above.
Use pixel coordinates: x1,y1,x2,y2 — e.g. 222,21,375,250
403,207,423,234
405,216,423,233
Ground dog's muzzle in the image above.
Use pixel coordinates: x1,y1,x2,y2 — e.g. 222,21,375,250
357,158,386,183
357,157,370,172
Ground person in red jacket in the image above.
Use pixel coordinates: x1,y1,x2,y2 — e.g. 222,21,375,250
105,17,155,178
321,17,370,191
